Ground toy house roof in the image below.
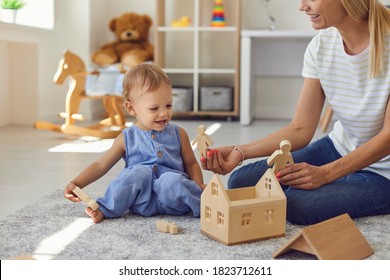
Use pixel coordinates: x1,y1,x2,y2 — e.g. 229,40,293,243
203,173,231,206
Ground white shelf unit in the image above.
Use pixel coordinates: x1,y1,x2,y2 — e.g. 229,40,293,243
155,0,241,118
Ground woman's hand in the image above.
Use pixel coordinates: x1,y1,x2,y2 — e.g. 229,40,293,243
277,162,328,190
64,182,81,202
200,146,242,175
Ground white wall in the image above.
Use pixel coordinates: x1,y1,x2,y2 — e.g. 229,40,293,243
0,42,9,126
0,0,98,126
0,24,56,126
1,0,389,126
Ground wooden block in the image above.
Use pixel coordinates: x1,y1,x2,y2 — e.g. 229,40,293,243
156,220,179,235
73,187,99,211
156,220,170,232
273,213,374,260
169,224,179,235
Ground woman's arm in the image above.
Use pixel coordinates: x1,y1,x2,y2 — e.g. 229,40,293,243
242,78,325,157
180,127,205,189
202,77,325,174
330,108,390,176
283,95,390,188
279,94,390,190
327,96,390,179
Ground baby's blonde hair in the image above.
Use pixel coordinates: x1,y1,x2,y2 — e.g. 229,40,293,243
122,63,172,100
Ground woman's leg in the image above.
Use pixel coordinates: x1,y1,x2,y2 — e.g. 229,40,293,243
286,171,390,225
285,137,390,224
227,159,269,189
228,136,390,225
154,172,202,217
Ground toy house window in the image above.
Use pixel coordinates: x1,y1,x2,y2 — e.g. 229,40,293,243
211,182,218,196
241,213,252,226
265,177,272,190
205,206,212,220
264,209,274,224
265,177,272,197
217,211,224,225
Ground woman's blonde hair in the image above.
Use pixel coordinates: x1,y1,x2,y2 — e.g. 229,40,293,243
122,63,172,100
341,0,390,78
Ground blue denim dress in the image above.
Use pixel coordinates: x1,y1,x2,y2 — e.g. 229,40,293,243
97,123,202,218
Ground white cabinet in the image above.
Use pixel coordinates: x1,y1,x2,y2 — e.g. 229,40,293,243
155,0,241,119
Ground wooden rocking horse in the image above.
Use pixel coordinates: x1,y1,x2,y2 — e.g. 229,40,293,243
34,50,126,138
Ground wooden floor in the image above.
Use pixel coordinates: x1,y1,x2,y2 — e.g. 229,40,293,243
0,119,326,219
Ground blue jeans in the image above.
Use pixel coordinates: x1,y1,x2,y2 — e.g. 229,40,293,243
228,136,390,225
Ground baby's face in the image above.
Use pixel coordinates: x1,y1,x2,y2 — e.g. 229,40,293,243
129,84,173,131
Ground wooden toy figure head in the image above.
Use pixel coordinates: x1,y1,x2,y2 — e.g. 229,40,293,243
267,139,294,174
280,140,292,153
197,125,206,135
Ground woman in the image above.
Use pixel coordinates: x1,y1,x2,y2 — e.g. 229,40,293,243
202,0,390,225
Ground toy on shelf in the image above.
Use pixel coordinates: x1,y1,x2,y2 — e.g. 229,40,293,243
91,13,154,68
156,220,179,234
273,213,374,260
200,140,290,245
211,0,226,27
192,125,214,158
34,50,126,139
73,187,99,211
171,16,191,27
267,140,294,174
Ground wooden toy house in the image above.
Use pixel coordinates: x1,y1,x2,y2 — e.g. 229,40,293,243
200,169,286,245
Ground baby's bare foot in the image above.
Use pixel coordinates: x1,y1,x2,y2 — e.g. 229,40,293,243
85,207,104,223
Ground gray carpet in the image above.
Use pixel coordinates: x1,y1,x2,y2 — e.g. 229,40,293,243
0,190,389,260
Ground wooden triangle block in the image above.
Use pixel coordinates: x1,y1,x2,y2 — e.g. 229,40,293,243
273,213,374,260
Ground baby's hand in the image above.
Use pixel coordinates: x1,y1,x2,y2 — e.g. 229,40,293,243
64,182,81,202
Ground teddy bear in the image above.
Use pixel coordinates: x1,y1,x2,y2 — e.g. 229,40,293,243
91,12,154,68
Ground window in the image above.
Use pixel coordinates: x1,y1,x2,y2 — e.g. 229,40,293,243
211,182,219,196
265,177,272,190
264,209,274,224
217,211,224,225
0,0,54,30
241,213,252,226
265,177,272,197
205,206,211,220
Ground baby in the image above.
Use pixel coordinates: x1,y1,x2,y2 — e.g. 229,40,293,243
64,63,204,223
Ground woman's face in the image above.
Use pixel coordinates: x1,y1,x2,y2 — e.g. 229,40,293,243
299,0,348,30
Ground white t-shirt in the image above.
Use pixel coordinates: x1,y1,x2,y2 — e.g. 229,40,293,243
302,27,390,179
